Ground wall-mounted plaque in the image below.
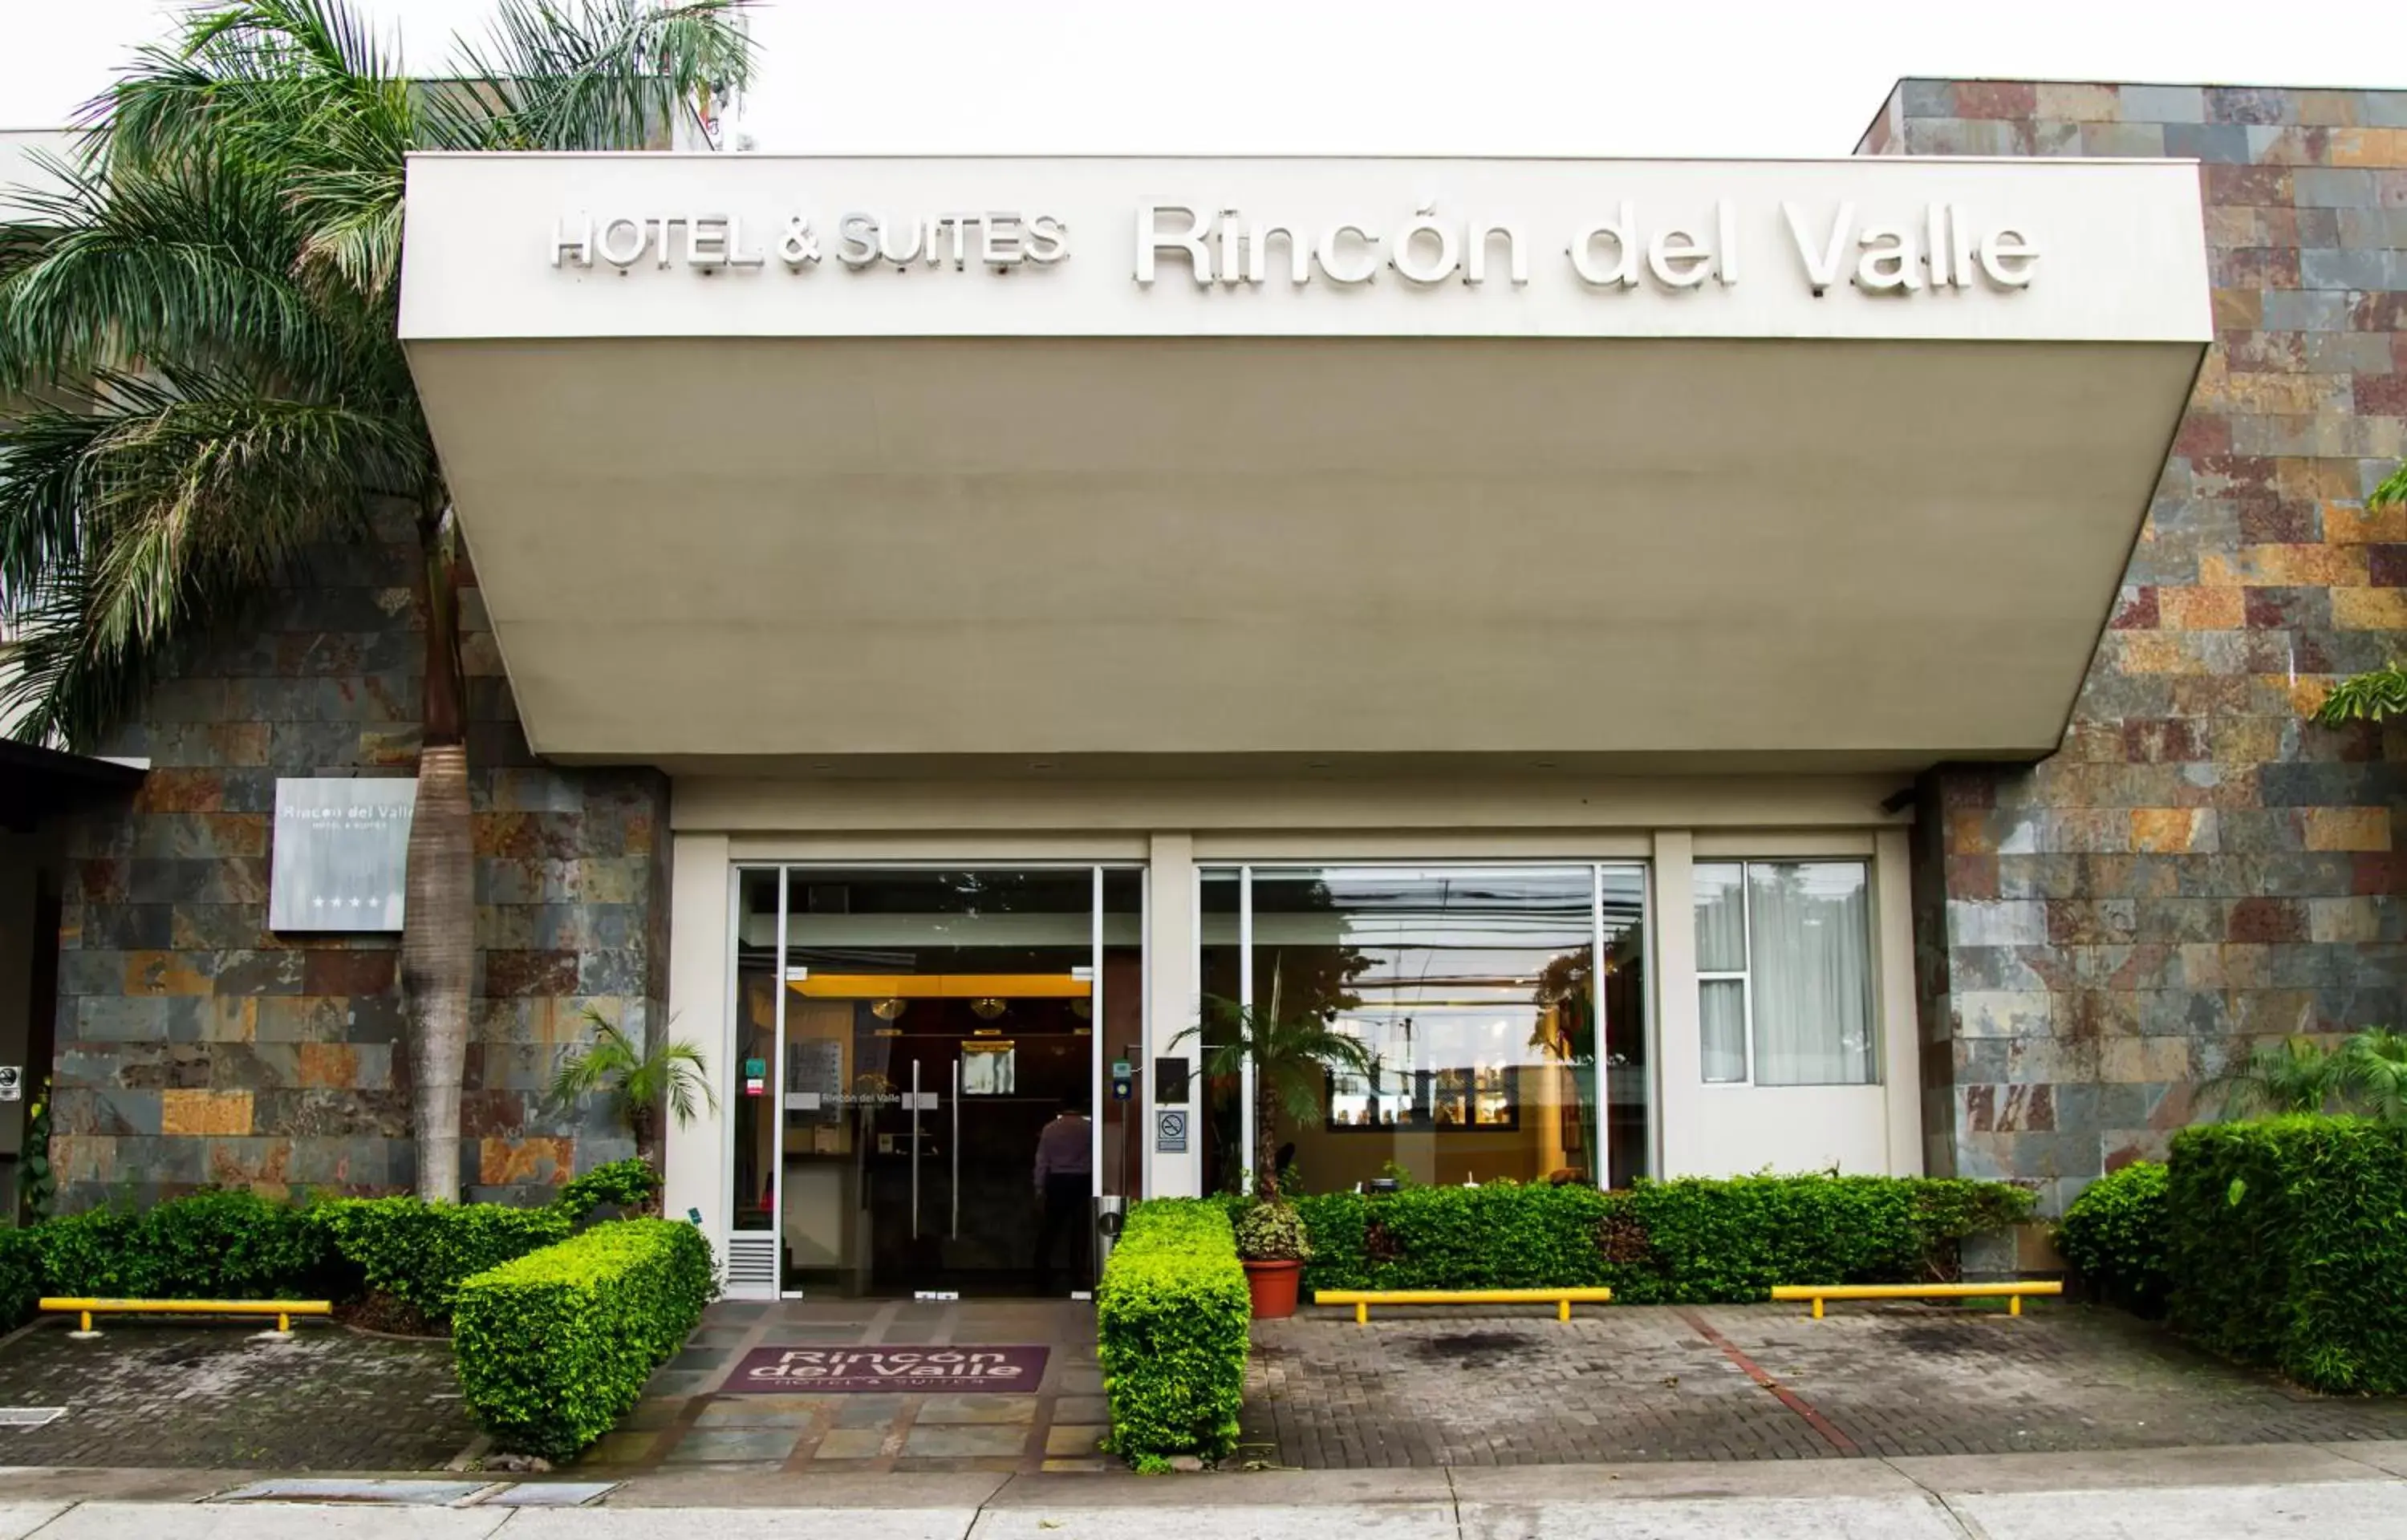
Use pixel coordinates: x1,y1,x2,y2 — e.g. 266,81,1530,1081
269,777,415,931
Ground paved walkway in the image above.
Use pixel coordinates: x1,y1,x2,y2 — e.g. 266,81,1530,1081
578,1300,1106,1476
1244,1299,2407,1466
0,1318,471,1470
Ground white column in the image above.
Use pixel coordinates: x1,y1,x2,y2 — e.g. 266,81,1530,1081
1145,832,1200,1198
1874,826,1926,1177
662,832,732,1239
1650,830,1704,1177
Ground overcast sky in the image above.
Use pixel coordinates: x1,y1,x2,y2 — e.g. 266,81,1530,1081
2,0,2401,156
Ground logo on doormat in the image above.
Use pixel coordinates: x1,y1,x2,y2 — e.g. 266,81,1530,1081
724,1345,1049,1394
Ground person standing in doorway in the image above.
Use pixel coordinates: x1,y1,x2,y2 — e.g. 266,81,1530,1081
1033,1094,1094,1293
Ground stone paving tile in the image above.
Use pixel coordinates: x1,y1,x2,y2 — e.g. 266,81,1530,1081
1045,1424,1107,1457
915,1395,1039,1425
903,1425,1029,1458
810,1429,890,1460
0,1320,471,1469
663,1429,800,1464
1240,1303,2407,1469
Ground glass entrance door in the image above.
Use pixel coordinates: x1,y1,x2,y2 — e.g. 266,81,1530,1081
732,866,1139,1299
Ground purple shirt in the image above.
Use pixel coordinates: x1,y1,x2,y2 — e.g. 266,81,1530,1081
1035,1113,1093,1187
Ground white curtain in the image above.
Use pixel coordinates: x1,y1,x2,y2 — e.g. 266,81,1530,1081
1747,863,1873,1086
1692,865,1750,1082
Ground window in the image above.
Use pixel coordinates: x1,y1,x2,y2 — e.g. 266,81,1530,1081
1693,861,1875,1087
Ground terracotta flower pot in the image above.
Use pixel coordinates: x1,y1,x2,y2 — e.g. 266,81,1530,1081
1243,1258,1304,1319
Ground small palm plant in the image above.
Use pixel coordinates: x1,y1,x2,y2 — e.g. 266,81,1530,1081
2335,1029,2407,1125
1176,999,1378,1210
2202,1035,2341,1120
547,1007,719,1185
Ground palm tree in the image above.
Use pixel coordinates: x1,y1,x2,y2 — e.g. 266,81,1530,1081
547,1006,718,1180
0,0,753,1200
1177,999,1378,1203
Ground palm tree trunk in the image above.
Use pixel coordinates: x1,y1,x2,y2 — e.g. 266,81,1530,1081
1256,1072,1278,1203
400,509,472,1202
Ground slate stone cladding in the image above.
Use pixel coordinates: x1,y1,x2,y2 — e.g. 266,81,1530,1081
47,505,666,1210
1864,82,2407,1213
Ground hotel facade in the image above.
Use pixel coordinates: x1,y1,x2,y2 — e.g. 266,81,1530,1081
4,77,2402,1296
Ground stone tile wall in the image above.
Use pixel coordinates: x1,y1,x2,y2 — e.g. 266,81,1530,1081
1865,82,2407,1212
49,506,666,1210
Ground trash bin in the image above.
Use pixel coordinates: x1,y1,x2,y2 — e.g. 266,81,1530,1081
1094,1195,1128,1275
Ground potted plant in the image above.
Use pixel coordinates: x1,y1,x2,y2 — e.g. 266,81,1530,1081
1232,1198,1310,1317
1179,999,1378,1318
546,1007,720,1206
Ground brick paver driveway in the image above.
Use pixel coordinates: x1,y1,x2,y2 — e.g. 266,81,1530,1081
1242,1300,2407,1467
0,1318,471,1469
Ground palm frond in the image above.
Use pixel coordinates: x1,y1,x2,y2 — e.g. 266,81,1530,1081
2370,460,2407,513
2316,665,2407,726
2202,1035,2340,1120
0,150,355,394
0,375,420,747
2336,1028,2407,1125
437,0,753,152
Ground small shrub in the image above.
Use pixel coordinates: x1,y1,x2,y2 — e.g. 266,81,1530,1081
36,1190,338,1299
1098,1200,1248,1464
555,1159,661,1222
453,1219,717,1459
0,1229,42,1331
1232,1202,1308,1262
2054,1162,2170,1315
2167,1116,2407,1393
313,1198,571,1323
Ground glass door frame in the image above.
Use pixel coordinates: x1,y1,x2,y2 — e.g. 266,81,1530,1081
728,861,1141,1298
1195,859,1655,1193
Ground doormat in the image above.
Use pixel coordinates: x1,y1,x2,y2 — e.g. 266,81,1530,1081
722,1344,1050,1394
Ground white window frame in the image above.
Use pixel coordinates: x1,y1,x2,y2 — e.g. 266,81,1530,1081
1693,857,1876,1090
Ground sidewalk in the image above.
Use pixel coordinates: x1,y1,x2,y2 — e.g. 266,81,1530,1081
1,1442,2405,1538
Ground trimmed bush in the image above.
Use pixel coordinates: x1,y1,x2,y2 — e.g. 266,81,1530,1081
36,1189,338,1300
1098,1199,1249,1465
556,1159,661,1222
452,1219,717,1459
0,1229,43,1331
313,1197,571,1323
2054,1162,2170,1316
1293,1174,2032,1302
2167,1116,2407,1393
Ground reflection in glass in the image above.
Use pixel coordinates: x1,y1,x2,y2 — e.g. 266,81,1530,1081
1203,865,1647,1194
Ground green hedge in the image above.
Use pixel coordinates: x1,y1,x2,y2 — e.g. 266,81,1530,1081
1293,1174,2033,1302
2167,1117,2407,1393
0,1230,42,1332
35,1189,339,1300
2054,1161,2170,1316
452,1219,717,1459
1098,1200,1249,1465
311,1198,573,1323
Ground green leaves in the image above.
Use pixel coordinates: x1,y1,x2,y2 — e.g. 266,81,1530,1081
34,1189,340,1299
2168,1117,2407,1393
0,0,755,749
311,1194,571,1321
1098,1201,1249,1463
1289,1174,2033,1302
2054,1162,2171,1315
452,1219,718,1459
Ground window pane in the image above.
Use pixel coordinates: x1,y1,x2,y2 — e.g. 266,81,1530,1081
1599,865,1650,1187
1699,979,1747,1083
1247,866,1597,1194
731,869,781,1234
1747,862,1875,1087
1197,869,1244,1196
1692,863,1747,973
